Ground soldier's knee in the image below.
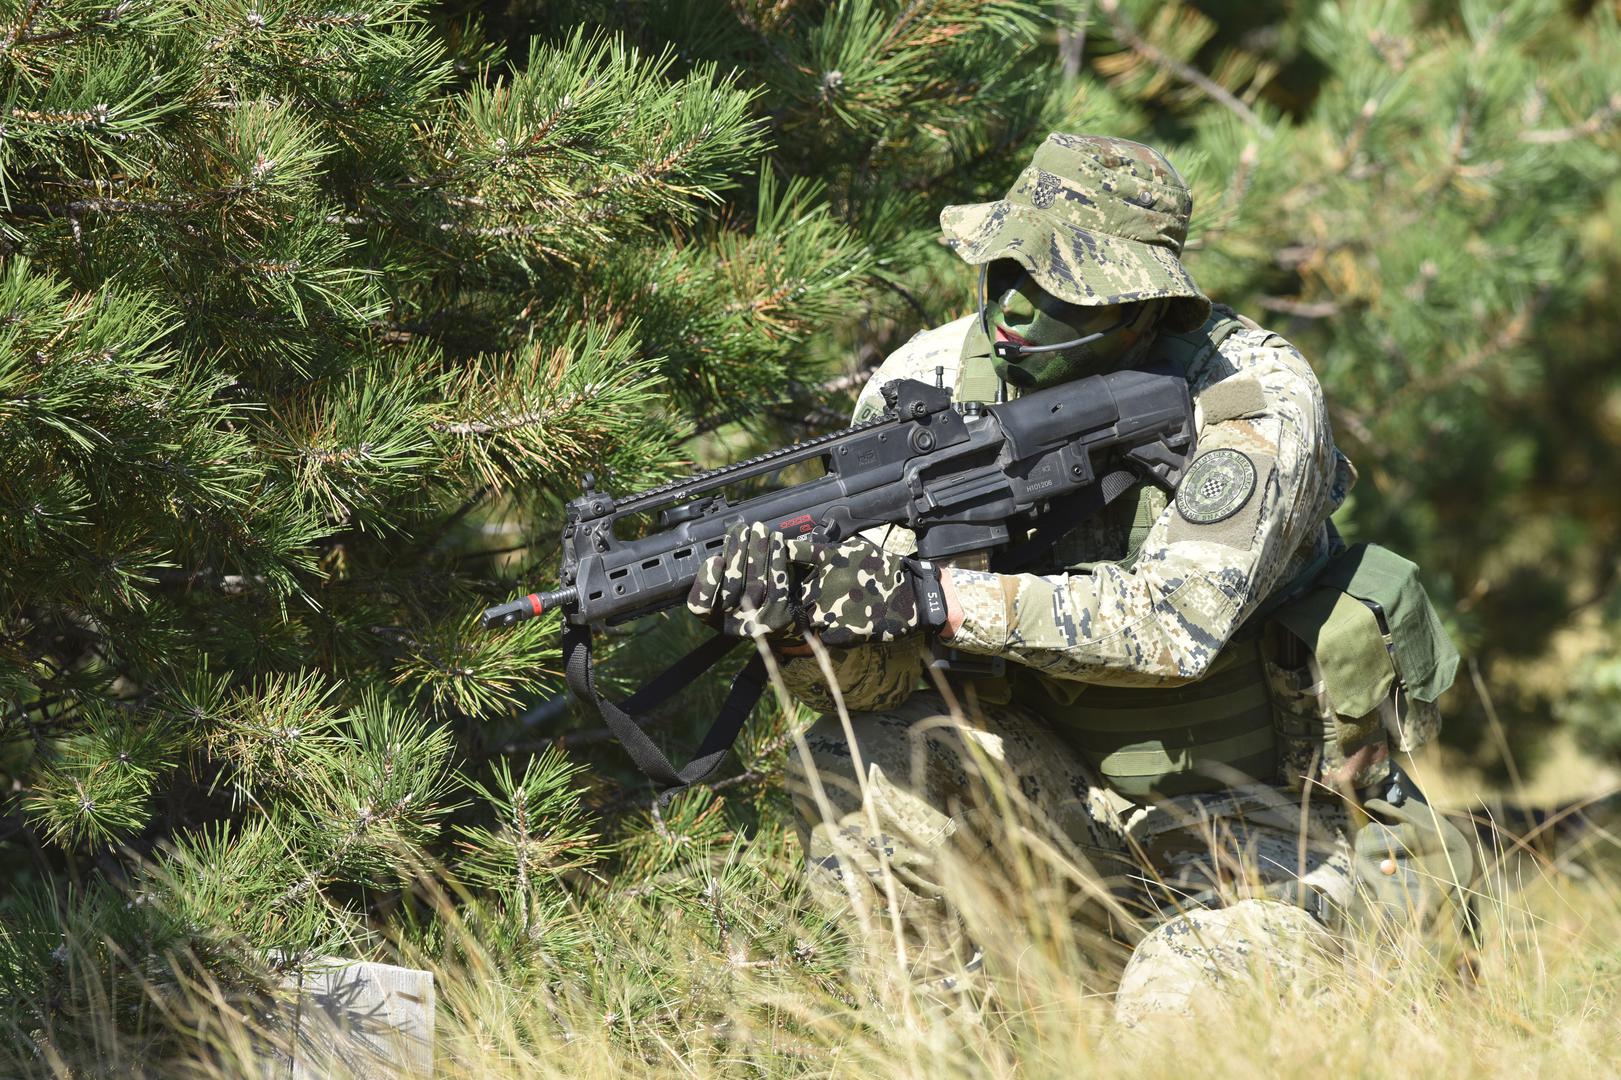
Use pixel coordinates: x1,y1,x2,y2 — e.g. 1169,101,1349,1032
788,706,946,835
788,699,959,802
786,711,885,814
1113,899,1338,1028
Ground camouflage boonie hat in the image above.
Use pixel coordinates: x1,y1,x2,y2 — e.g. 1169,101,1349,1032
941,134,1212,332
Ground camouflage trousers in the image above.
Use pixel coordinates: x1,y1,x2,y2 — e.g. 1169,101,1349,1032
786,689,1475,1025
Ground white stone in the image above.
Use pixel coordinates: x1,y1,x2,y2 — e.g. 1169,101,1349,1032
262,959,434,1079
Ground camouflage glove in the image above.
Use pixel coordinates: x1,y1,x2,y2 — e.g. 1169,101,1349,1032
785,535,948,646
686,521,799,639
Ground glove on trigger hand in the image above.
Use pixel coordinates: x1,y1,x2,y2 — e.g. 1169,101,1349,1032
785,535,948,646
686,521,798,639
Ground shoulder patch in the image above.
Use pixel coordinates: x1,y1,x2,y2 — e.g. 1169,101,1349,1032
1198,376,1268,424
1176,448,1256,525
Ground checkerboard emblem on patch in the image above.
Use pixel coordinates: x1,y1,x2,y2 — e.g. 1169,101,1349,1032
1175,448,1257,525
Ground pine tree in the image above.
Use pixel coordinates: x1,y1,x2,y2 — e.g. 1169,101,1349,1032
0,0,846,1059
0,0,1054,1067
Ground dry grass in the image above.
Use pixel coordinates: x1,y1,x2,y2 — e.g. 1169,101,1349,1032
397,738,1621,1080
13,694,1621,1078
407,862,1621,1078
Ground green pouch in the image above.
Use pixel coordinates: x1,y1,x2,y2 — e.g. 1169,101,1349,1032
1272,588,1393,719
1265,544,1458,790
1313,543,1459,713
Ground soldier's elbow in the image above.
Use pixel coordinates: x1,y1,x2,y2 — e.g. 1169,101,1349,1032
1141,625,1227,683
1170,647,1217,682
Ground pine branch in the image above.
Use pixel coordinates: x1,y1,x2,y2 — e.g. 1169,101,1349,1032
1255,296,1340,319
2,0,135,49
149,569,267,594
429,386,601,437
270,792,418,910
0,0,46,51
1057,2,1090,79
1522,91,1621,144
685,364,879,442
1401,286,1554,399
1095,0,1269,132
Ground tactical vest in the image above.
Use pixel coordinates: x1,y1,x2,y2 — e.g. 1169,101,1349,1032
956,311,1278,798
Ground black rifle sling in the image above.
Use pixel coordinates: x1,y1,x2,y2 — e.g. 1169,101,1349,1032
563,623,768,799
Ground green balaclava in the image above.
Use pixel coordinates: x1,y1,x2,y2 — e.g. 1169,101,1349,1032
980,261,1167,390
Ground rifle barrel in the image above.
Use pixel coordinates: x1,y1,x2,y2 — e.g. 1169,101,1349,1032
481,586,579,629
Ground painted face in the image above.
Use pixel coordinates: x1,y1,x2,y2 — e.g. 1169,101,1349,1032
979,262,1159,390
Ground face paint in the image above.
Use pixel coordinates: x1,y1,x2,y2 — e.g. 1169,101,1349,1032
978,264,1164,390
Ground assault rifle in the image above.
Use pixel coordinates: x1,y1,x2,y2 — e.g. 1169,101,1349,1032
481,367,1197,796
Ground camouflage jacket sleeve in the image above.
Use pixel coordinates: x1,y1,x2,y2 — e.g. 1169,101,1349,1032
943,325,1348,687
774,318,980,711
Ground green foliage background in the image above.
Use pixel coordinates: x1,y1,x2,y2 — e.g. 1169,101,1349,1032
1,0,1619,1070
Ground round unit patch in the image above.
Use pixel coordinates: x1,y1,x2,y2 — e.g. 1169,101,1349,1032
1176,449,1257,525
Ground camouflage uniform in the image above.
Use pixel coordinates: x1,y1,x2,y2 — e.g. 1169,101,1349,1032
777,135,1474,1023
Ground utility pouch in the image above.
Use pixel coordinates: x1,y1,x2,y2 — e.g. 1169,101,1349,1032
1262,544,1459,793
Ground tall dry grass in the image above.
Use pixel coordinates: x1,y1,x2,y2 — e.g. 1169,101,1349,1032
404,775,1621,1079
411,645,1621,1080
9,666,1621,1079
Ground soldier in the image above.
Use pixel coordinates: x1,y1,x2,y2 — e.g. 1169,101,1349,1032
687,134,1475,1024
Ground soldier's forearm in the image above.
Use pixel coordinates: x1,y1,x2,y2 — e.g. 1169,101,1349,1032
941,563,1244,684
